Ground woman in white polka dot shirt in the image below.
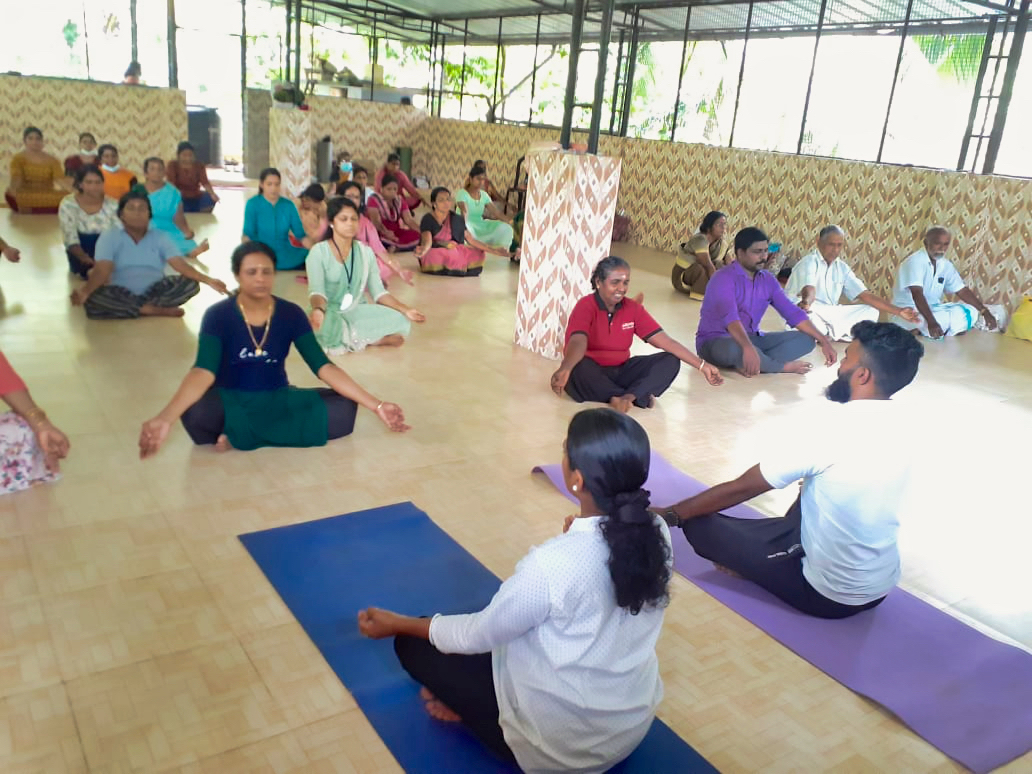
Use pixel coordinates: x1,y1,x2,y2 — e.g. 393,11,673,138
359,408,673,772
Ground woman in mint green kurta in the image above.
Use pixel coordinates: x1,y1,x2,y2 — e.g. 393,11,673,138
455,163,514,252
307,197,426,353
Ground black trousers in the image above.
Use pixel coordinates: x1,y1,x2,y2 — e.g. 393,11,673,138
565,352,680,408
681,498,886,619
180,387,358,445
393,635,518,767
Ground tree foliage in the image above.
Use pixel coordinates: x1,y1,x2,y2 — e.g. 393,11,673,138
913,34,985,82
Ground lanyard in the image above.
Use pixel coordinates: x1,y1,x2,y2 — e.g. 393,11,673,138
330,238,356,286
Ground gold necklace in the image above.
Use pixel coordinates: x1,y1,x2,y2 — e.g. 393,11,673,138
239,298,273,356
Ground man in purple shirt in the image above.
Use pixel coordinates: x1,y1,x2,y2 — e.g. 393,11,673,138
696,227,837,376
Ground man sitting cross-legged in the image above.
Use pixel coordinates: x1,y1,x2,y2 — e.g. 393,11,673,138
784,225,919,341
658,321,924,619
696,226,837,376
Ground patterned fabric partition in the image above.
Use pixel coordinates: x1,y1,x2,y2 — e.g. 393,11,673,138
515,152,622,359
249,93,1032,310
0,75,186,190
404,120,1029,309
268,108,312,198
307,96,428,179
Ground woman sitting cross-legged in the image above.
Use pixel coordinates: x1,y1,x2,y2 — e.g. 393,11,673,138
97,144,138,201
5,126,68,214
415,187,511,277
374,152,422,211
69,190,228,319
141,157,210,260
367,174,422,252
455,164,515,257
138,242,410,456
307,197,425,354
166,141,220,213
358,408,672,772
551,256,723,413
338,181,414,287
58,164,118,279
242,168,310,270
1,350,70,495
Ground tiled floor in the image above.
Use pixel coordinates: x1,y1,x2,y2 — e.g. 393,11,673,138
1,191,1030,772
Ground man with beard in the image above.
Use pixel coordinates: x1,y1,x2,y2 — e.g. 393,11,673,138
890,226,1002,338
657,321,924,619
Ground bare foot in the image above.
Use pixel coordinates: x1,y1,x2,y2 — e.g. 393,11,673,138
139,304,186,317
714,563,743,579
214,434,232,453
372,334,405,347
419,687,461,723
608,394,634,413
189,239,211,259
782,360,813,374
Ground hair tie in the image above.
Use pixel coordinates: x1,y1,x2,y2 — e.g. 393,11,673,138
611,489,652,525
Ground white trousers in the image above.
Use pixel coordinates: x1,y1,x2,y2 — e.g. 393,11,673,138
893,302,1007,337
794,302,879,341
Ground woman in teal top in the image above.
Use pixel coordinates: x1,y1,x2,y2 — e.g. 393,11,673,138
137,242,410,456
307,197,425,353
242,168,310,270
141,157,209,259
454,163,514,254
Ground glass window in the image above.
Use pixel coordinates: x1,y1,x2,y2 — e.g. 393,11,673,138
800,35,901,162
880,34,984,169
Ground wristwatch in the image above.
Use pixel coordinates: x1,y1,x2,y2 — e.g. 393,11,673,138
658,507,680,526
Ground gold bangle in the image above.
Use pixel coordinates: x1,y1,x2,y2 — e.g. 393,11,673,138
24,408,47,425
375,401,384,412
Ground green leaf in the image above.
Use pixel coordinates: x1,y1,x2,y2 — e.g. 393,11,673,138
912,34,985,82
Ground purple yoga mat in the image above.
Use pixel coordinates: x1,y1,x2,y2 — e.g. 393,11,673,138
533,452,1032,773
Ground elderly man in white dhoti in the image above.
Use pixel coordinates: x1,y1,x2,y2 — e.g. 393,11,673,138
890,226,1005,338
784,226,918,341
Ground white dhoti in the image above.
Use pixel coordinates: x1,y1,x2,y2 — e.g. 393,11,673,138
892,302,1008,337
790,302,879,341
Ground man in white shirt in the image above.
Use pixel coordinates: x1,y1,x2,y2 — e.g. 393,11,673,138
785,225,919,341
659,320,925,619
891,226,1003,338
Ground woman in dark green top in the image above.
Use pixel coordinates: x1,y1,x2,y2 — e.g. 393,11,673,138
138,242,409,457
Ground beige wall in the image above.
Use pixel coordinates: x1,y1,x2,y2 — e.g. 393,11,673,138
404,120,1030,309
0,75,186,186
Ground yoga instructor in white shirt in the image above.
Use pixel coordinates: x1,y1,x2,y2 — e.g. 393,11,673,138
659,321,925,619
358,408,673,772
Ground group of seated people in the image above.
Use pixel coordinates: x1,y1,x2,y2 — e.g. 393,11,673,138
5,125,217,217
556,222,1003,416
242,155,517,280
675,211,1004,340
0,135,1016,771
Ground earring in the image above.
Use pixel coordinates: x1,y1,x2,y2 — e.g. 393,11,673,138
571,485,578,492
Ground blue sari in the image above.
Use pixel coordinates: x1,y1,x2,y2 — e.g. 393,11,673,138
148,183,198,256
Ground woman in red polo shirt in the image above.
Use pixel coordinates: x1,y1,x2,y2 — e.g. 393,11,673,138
550,256,723,412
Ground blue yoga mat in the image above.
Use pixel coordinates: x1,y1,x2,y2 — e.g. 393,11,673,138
239,502,716,773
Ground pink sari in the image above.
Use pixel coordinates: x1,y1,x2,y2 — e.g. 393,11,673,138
356,215,396,285
418,216,485,277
